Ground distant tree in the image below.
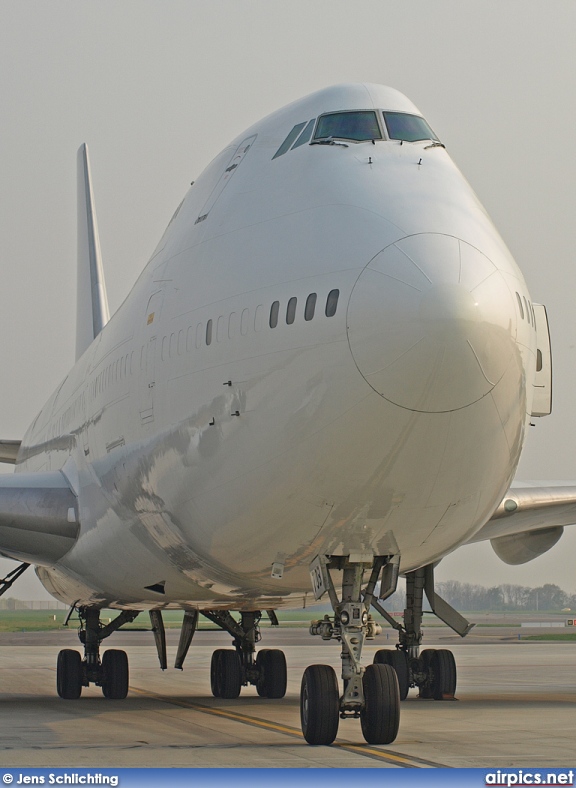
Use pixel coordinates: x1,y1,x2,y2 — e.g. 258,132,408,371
526,584,566,611
381,579,571,614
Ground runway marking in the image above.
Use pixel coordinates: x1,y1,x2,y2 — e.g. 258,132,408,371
130,687,445,768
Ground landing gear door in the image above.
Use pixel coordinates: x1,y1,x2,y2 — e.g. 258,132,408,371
531,303,552,417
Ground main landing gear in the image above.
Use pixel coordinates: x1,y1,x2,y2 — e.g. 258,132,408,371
371,564,473,702
305,555,399,745
203,610,287,700
56,607,139,699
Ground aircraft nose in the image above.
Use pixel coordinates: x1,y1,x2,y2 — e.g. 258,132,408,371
347,234,516,413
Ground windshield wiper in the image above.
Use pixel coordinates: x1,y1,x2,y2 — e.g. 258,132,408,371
424,141,446,150
310,137,349,148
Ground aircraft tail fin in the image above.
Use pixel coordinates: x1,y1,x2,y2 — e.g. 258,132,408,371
75,144,110,361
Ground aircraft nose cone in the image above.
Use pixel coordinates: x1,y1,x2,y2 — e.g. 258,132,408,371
347,234,516,413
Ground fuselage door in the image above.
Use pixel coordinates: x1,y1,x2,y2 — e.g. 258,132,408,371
139,289,164,425
531,303,552,417
140,336,156,424
195,135,257,224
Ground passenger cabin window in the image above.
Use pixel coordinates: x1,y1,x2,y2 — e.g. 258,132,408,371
305,293,317,321
383,112,439,143
206,319,213,346
326,289,340,317
270,301,280,329
314,111,382,142
516,293,524,320
286,297,297,325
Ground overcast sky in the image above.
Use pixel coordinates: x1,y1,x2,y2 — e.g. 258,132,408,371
1,1,575,600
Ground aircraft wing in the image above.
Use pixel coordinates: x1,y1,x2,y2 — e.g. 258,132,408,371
0,471,79,565
467,482,576,564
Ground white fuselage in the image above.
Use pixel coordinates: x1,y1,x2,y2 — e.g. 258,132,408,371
17,84,537,609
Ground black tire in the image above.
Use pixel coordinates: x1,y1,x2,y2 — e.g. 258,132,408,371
374,649,410,700
218,650,242,699
300,664,340,745
360,663,400,745
101,649,129,699
210,649,227,697
418,649,435,698
256,649,287,699
429,648,457,700
57,649,83,699
255,649,270,697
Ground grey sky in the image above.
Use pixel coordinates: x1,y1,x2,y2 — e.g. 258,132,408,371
1,1,575,599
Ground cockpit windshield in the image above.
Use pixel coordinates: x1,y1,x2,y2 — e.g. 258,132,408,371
382,112,439,143
314,111,383,142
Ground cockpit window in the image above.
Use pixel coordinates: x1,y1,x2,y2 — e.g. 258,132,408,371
314,111,382,142
383,112,439,143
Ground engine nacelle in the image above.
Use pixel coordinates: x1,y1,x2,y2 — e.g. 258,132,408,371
490,526,563,565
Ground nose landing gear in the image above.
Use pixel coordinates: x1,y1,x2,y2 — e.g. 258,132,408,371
304,555,400,745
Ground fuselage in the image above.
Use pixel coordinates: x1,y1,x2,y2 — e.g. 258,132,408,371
17,84,538,609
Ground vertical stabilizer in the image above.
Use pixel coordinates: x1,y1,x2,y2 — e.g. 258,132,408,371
76,144,110,360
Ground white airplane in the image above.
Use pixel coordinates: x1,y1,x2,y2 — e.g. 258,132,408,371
0,83,573,747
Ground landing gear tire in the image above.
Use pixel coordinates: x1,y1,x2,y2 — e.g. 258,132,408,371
210,649,226,698
256,649,287,699
210,649,241,699
57,649,83,699
418,649,435,698
418,648,456,699
374,648,410,700
210,649,226,697
300,664,340,745
360,663,400,745
429,648,456,699
101,649,129,699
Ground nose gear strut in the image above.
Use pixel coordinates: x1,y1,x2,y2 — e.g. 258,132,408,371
304,554,400,745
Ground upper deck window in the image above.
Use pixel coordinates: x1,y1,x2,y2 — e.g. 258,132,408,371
383,112,439,143
314,111,382,143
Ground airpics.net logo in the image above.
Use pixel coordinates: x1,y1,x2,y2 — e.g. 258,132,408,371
486,771,574,787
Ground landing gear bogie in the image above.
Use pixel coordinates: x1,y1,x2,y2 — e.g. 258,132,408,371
205,611,287,699
56,607,138,701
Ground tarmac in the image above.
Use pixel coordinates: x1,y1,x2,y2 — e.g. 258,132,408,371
0,625,574,769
